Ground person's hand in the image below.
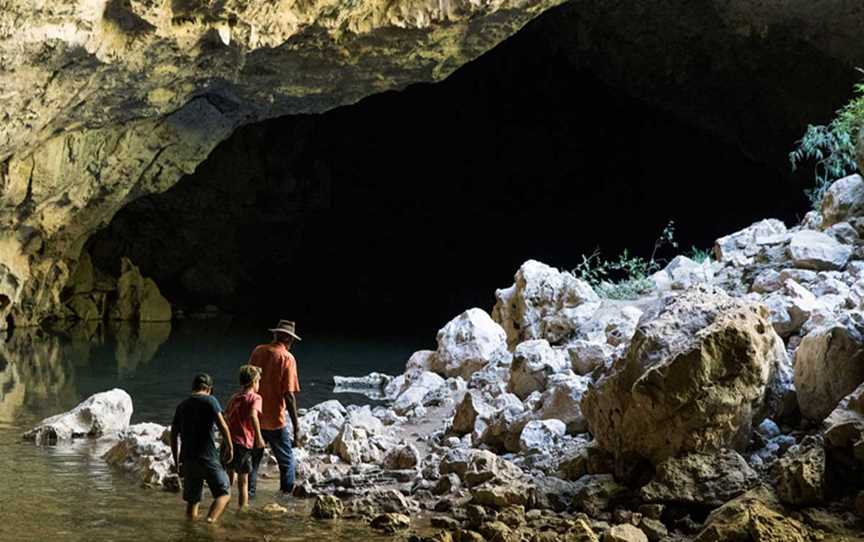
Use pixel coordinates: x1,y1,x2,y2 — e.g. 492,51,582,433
175,462,184,477
255,436,266,449
293,430,301,449
222,445,233,465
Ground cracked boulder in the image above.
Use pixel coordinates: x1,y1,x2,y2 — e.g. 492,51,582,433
434,308,511,379
582,288,783,465
794,313,864,422
492,259,599,348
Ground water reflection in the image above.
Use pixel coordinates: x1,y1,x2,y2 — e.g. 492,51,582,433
0,320,423,541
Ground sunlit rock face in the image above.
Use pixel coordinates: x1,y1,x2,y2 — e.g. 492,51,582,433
0,0,561,329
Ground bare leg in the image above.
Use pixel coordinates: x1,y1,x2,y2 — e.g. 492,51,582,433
228,469,235,486
186,502,199,520
238,473,249,509
206,494,230,523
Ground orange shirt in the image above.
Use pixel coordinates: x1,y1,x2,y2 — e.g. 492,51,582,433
248,342,300,430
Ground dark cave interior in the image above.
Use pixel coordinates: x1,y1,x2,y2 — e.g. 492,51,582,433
86,3,859,335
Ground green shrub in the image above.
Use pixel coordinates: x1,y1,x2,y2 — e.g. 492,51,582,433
686,246,712,264
574,221,678,300
790,72,864,209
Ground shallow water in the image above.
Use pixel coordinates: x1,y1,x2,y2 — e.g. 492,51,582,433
0,319,427,542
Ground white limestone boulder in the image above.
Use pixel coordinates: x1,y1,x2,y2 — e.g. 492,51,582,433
536,374,591,433
652,255,714,291
434,308,510,379
761,280,819,337
821,174,864,228
508,339,569,399
103,422,179,491
23,388,133,444
391,371,446,415
333,372,392,399
787,230,851,271
582,288,783,465
713,219,787,265
518,419,566,454
822,382,864,471
492,259,598,348
794,313,864,422
299,400,346,450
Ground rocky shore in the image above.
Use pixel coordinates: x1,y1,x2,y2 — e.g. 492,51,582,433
25,174,864,541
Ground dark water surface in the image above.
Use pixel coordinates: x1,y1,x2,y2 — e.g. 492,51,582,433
0,320,428,542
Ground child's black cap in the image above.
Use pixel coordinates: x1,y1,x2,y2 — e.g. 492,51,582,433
192,373,214,391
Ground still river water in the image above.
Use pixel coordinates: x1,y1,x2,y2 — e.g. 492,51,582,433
0,319,425,542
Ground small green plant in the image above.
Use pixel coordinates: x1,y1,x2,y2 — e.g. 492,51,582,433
790,70,864,209
573,221,678,300
686,246,712,264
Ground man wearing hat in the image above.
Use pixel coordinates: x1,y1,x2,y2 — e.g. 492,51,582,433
247,319,302,497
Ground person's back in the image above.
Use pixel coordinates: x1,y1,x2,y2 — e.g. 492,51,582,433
247,320,302,496
170,373,233,523
249,342,299,431
174,394,221,462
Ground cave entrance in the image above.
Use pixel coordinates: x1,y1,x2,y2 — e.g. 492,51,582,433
85,3,853,336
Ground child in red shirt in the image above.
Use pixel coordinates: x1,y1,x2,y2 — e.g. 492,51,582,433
224,365,265,509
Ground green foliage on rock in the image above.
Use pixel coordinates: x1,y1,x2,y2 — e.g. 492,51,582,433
574,221,678,300
790,71,864,209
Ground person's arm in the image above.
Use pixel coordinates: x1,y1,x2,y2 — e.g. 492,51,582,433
285,391,299,447
170,405,182,473
170,426,181,473
216,412,233,464
251,409,266,449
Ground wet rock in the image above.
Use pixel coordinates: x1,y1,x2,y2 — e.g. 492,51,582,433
508,340,569,399
639,450,760,507
770,435,825,506
370,512,411,533
518,419,565,454
102,422,178,491
787,230,851,271
311,495,344,519
24,388,133,444
333,372,392,398
714,219,787,265
393,371,446,415
582,288,783,465
694,487,812,542
821,174,864,228
435,308,511,379
536,375,590,433
351,488,419,515
493,259,599,348
110,258,172,322
603,524,647,542
384,443,421,470
794,315,864,422
261,502,289,516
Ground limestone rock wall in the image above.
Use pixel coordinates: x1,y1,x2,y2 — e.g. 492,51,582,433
0,0,562,329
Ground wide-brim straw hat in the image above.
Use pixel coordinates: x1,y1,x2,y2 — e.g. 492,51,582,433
269,319,302,341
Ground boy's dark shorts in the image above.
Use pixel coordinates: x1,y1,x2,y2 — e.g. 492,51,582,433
182,458,230,504
227,445,254,474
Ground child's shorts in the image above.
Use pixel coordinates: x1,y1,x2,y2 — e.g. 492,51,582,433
227,445,254,474
182,458,230,503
